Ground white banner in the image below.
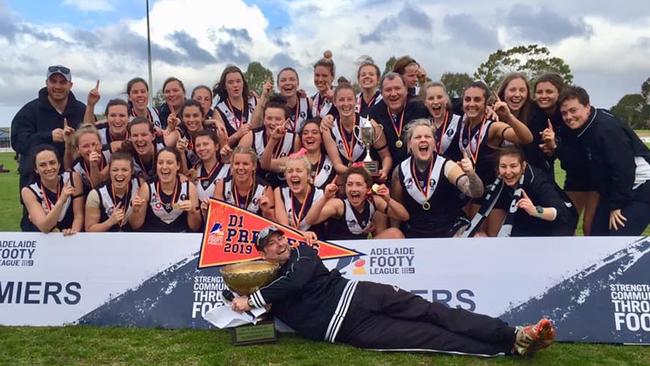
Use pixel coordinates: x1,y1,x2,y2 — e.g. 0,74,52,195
1,232,648,344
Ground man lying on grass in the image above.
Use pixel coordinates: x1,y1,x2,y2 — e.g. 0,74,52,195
230,225,555,357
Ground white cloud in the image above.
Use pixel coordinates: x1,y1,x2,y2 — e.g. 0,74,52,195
1,0,649,127
63,0,115,12
554,17,650,73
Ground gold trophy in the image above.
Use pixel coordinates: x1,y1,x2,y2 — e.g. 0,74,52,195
220,261,279,345
353,116,383,179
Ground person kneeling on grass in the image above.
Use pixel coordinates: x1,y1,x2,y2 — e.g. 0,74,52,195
231,225,556,357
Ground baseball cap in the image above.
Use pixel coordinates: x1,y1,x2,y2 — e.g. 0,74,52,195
47,65,72,81
255,226,284,251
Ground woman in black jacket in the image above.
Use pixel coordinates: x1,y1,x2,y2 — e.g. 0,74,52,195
465,147,578,237
559,86,650,236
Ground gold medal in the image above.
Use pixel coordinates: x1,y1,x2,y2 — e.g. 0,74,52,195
395,140,403,148
422,201,431,211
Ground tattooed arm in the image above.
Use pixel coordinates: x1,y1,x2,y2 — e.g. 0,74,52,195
455,173,484,198
446,159,484,198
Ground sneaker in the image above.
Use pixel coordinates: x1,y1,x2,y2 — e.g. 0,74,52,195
514,318,556,355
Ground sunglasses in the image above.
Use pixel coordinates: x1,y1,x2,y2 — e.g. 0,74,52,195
48,66,70,74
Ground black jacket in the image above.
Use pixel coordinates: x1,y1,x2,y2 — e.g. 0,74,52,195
574,107,650,210
249,244,356,342
11,87,86,186
523,105,561,178
368,99,429,168
511,165,578,236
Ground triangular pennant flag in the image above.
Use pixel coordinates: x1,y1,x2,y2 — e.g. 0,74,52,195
198,198,362,268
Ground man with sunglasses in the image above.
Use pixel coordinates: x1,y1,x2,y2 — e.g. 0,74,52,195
11,65,86,229
230,225,556,357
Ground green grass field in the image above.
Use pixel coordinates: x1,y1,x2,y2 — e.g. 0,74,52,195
0,152,21,231
1,151,649,365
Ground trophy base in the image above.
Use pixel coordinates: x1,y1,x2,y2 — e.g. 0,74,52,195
362,161,384,183
231,320,277,345
363,161,379,173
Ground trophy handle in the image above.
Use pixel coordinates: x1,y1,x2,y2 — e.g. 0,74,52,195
372,122,384,144
352,125,362,142
353,122,384,145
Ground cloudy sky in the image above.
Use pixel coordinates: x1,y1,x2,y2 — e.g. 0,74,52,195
1,0,649,126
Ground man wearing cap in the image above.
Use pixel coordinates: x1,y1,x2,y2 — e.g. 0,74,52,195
230,225,556,357
11,65,86,229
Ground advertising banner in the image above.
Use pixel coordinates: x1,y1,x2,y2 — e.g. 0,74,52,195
1,231,648,344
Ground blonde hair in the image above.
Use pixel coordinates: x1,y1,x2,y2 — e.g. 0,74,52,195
284,149,312,175
404,119,435,154
419,81,452,110
231,146,258,167
72,123,102,150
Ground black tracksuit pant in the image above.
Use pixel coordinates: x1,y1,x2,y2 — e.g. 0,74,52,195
336,281,516,357
591,182,650,236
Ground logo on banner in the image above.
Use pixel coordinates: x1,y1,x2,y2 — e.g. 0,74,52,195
352,259,367,275
0,239,37,267
207,223,225,246
610,283,650,332
351,246,416,275
198,199,362,268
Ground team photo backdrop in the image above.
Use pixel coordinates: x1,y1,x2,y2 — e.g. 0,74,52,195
2,230,649,344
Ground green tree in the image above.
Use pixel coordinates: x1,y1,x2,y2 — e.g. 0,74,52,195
474,44,573,89
244,62,273,96
152,90,165,109
642,77,650,103
611,94,650,129
383,56,397,76
440,72,474,98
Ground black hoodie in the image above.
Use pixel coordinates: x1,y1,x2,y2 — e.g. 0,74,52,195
11,87,86,187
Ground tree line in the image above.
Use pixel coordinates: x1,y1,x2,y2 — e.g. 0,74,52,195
154,44,649,129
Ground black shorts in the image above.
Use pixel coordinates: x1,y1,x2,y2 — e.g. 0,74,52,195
564,171,596,192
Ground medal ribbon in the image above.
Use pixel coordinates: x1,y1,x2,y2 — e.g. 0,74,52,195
233,178,255,208
387,105,405,142
197,159,221,182
111,181,130,209
338,118,357,161
267,130,286,159
463,114,487,163
40,179,61,213
434,110,449,154
410,157,434,202
226,98,244,130
311,153,324,179
290,186,314,227
156,179,179,210
287,100,300,132
315,93,326,116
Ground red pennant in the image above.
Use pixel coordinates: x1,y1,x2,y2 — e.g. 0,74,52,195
198,199,361,268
